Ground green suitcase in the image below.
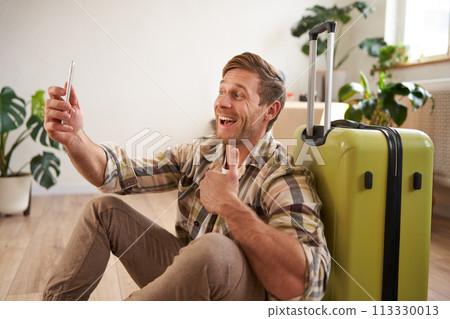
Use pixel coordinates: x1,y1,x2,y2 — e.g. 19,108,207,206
293,22,434,300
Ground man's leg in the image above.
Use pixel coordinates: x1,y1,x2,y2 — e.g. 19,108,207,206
125,232,267,301
42,196,183,301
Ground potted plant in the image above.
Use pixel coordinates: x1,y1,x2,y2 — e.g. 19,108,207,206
359,39,409,76
291,2,378,101
338,43,434,126
0,86,61,215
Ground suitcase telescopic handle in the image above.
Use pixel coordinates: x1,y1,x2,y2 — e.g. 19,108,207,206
306,21,337,138
309,21,337,40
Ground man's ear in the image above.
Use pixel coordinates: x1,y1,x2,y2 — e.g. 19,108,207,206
265,101,281,121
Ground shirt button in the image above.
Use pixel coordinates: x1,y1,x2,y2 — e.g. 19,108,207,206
194,221,200,227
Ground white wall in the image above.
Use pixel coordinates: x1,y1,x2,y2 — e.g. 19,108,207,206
4,0,447,194
0,0,330,193
336,0,387,84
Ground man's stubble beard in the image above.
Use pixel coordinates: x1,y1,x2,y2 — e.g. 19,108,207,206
216,122,258,146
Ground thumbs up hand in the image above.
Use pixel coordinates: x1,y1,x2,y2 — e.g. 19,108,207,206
199,145,240,216
225,144,239,181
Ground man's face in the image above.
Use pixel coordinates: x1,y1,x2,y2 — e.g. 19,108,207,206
214,68,268,144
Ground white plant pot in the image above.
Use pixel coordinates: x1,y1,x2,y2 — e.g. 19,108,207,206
0,174,32,215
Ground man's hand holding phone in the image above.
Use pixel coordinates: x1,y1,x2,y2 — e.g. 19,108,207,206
44,62,84,147
43,61,108,187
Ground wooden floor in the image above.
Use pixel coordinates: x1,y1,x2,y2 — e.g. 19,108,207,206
0,192,449,301
0,192,178,301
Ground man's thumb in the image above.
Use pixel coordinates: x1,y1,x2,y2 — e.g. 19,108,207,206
226,145,239,174
65,82,79,108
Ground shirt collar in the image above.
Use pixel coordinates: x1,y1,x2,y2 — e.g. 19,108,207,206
243,131,279,168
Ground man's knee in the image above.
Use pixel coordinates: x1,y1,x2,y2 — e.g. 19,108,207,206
82,196,123,221
193,232,238,252
172,233,255,299
182,233,244,270
86,195,123,211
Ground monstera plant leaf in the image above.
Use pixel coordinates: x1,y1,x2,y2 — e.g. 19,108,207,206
30,151,61,189
338,82,364,101
0,87,26,135
378,81,434,126
344,104,363,122
409,84,434,111
26,90,61,149
340,69,434,127
31,90,45,118
359,37,386,57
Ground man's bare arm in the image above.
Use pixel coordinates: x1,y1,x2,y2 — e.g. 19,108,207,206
223,200,306,300
44,85,107,187
199,146,307,300
65,131,107,187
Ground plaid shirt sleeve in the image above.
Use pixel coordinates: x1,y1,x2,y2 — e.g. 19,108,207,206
97,142,189,194
261,163,331,301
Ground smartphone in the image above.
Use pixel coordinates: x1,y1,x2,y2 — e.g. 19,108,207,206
61,60,75,125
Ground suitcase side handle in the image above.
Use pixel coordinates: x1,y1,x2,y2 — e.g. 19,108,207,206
306,21,337,138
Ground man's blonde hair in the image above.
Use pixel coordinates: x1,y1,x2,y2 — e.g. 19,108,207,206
222,52,286,131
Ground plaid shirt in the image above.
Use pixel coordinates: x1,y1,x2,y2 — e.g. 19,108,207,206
98,132,330,300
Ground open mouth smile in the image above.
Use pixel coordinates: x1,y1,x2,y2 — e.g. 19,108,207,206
218,115,237,127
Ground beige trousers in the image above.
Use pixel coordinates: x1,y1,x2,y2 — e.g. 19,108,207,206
42,196,266,301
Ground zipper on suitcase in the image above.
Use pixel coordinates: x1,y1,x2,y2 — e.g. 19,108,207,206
372,126,403,301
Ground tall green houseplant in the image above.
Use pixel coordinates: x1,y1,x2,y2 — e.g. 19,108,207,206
291,1,377,68
0,86,61,188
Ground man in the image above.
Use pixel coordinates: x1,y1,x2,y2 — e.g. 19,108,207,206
42,52,330,301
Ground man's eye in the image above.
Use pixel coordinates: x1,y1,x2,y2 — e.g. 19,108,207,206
219,90,225,95
234,92,244,99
